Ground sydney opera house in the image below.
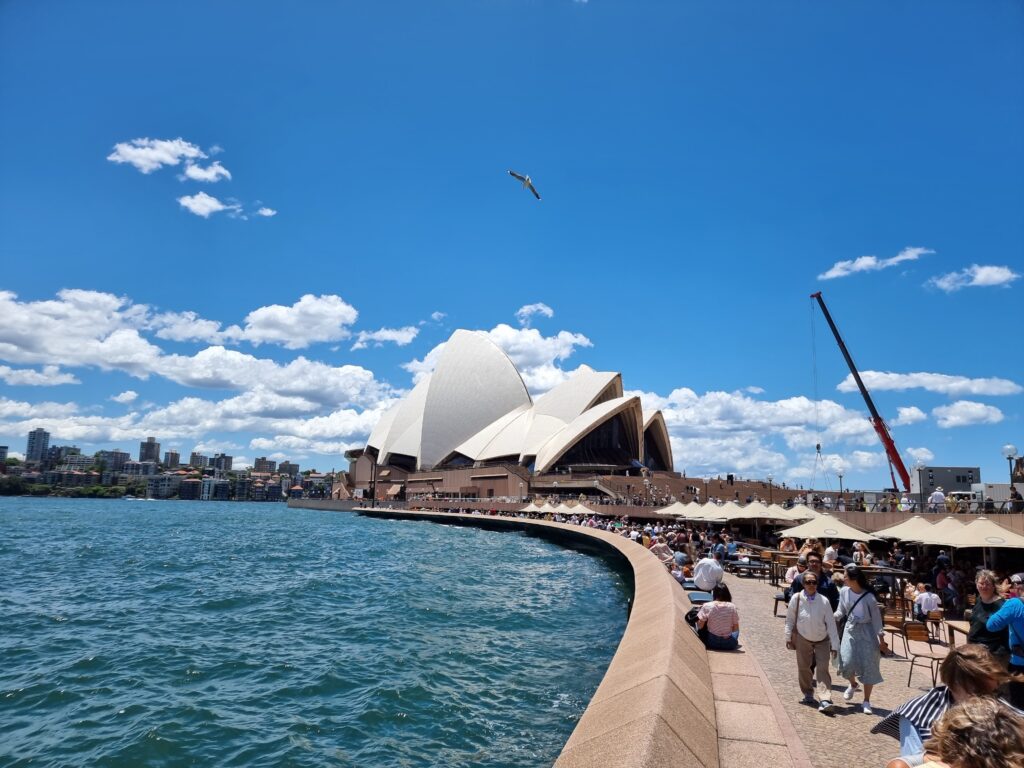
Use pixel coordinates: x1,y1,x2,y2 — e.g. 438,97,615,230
345,330,676,503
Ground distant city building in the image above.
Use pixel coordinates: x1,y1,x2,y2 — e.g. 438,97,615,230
122,461,158,476
146,474,181,499
163,451,180,468
43,445,80,469
0,445,7,473
250,482,267,502
179,478,202,500
254,457,277,473
189,452,209,468
910,465,981,495
139,437,160,464
59,454,93,470
212,453,233,471
200,477,230,501
278,461,299,478
233,477,252,501
25,428,50,463
95,449,130,473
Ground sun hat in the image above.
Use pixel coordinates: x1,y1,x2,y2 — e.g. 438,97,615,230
1011,573,1024,585
797,555,808,566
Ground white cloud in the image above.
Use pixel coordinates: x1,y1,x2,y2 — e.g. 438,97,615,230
430,311,446,322
891,406,927,426
906,446,935,464
0,365,79,386
932,401,1004,429
927,264,1021,293
515,302,555,327
818,246,933,280
151,310,243,344
182,161,232,183
837,370,1022,397
351,326,419,351
256,207,277,217
110,390,138,404
745,386,764,394
107,137,206,174
241,294,358,349
177,191,242,219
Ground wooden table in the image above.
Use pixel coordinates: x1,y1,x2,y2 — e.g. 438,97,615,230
947,619,970,647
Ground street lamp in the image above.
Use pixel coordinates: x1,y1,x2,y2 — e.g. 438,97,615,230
519,482,524,503
914,459,926,512
836,466,844,499
1004,444,1018,488
703,476,711,505
766,473,774,504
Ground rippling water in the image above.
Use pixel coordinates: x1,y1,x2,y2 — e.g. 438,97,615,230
0,498,628,767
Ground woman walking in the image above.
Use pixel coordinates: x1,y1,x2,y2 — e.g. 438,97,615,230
835,564,887,714
785,571,840,712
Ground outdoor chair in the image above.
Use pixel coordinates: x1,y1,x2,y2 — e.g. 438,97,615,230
901,621,949,687
926,609,946,641
688,591,713,606
773,592,788,617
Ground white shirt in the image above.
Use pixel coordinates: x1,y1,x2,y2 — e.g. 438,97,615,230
785,590,840,645
928,490,945,504
693,557,724,591
915,591,942,613
824,545,838,561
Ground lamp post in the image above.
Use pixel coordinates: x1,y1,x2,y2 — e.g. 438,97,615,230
1004,444,1018,488
519,482,524,503
914,459,926,513
837,470,844,499
766,473,774,504
703,476,710,505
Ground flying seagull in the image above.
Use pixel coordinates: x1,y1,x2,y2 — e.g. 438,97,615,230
508,170,541,200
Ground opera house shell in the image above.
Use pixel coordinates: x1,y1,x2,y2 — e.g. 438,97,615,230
364,330,673,476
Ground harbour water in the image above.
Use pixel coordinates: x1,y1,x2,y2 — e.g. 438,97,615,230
0,498,629,767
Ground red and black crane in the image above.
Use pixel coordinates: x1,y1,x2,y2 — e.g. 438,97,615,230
810,291,911,493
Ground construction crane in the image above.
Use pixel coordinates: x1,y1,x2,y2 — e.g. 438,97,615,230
810,291,911,493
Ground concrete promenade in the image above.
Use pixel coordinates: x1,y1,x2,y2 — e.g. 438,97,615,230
724,571,931,768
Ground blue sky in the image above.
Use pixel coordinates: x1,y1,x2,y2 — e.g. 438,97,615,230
1,1,1021,490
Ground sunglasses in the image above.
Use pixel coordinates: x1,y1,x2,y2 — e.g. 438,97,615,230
804,580,818,586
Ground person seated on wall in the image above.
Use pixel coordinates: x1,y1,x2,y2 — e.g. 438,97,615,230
668,560,686,584
696,584,740,651
648,535,675,564
873,644,1021,766
884,695,1024,768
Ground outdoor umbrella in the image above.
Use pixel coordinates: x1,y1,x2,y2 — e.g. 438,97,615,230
913,516,966,548
779,514,881,541
653,501,688,518
872,516,936,542
952,517,1024,550
538,502,558,514
520,502,543,513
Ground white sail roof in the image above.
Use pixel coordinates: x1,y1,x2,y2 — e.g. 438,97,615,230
533,395,642,474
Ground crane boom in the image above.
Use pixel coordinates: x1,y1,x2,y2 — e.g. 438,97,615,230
810,291,912,493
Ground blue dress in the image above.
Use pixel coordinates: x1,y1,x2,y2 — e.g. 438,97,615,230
835,587,884,685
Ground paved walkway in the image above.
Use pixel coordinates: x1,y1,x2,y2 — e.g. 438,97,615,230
723,572,935,768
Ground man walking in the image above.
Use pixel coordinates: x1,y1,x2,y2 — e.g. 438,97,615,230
785,572,840,713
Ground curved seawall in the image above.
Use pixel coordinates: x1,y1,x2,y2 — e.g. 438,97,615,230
293,502,721,768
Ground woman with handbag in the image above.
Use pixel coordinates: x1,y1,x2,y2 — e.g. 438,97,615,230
785,571,840,713
835,564,887,714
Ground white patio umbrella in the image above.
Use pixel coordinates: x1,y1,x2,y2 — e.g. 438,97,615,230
653,501,689,518
872,516,936,542
519,502,543,513
914,516,966,548
953,517,1024,550
780,514,881,541
538,502,558,513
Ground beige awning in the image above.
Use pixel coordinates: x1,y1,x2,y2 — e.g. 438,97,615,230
873,516,936,541
779,514,880,541
386,483,403,496
653,501,689,518
949,517,1024,549
911,516,966,547
520,502,543,513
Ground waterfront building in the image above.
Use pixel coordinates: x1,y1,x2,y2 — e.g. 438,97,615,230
25,428,50,463
189,452,209,468
278,461,299,477
139,437,160,464
910,465,981,495
233,477,252,501
122,461,158,476
163,451,180,469
0,445,7,473
146,474,181,499
95,449,130,473
212,453,233,471
254,457,276,473
178,478,202,500
59,454,93,470
200,477,230,501
250,481,267,501
350,329,673,503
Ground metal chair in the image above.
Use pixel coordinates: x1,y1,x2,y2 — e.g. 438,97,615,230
688,591,713,606
901,621,949,687
926,608,946,641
